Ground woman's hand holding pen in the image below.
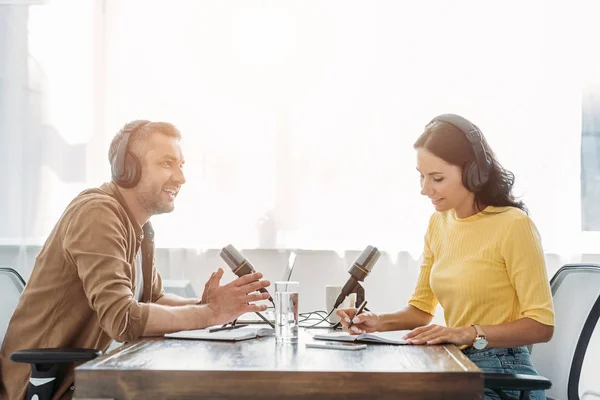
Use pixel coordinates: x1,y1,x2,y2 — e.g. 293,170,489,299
336,307,381,334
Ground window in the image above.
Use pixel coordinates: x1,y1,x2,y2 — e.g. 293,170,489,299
582,85,600,231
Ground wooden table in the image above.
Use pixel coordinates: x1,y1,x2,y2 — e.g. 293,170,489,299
75,328,483,400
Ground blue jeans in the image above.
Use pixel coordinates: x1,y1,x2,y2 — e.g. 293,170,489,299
462,346,546,400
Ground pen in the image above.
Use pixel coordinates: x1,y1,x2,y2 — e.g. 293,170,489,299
347,300,367,330
208,324,249,333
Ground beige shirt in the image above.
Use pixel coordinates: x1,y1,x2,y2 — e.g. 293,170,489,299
0,182,164,400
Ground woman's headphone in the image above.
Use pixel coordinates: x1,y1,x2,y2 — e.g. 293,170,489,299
111,120,150,188
429,114,493,192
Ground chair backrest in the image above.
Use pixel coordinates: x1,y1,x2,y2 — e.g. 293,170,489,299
531,264,600,400
0,267,26,346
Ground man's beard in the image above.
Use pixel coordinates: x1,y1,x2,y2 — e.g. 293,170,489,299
136,185,174,216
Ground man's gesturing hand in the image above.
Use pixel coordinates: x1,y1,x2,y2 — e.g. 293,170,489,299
203,268,271,326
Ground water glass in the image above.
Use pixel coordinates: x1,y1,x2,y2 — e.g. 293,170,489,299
274,281,299,343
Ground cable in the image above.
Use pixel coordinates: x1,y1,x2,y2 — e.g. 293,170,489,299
302,307,338,328
299,310,329,322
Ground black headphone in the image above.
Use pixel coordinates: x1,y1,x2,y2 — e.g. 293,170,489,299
111,120,150,189
429,114,493,192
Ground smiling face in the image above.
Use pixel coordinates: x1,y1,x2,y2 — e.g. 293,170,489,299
416,147,475,214
133,132,186,216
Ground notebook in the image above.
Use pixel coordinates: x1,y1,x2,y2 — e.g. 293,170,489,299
313,330,412,345
164,326,274,341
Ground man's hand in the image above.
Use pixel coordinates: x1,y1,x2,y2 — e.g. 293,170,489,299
402,324,476,346
203,270,271,326
200,268,224,305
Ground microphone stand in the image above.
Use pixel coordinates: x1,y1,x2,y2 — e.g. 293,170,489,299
222,300,276,329
253,311,275,328
354,283,366,310
332,282,368,330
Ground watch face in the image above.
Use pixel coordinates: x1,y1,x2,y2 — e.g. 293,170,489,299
473,338,488,350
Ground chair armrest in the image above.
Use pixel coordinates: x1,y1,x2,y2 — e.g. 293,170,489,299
484,373,552,391
10,348,102,364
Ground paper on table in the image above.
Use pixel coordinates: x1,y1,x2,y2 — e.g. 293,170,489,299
313,330,412,345
165,326,274,341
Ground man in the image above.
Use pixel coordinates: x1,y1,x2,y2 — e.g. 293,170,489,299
0,120,270,400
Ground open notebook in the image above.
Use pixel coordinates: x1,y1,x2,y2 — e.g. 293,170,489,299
313,330,412,345
165,326,275,342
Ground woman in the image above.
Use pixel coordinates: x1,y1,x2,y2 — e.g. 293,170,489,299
337,114,554,400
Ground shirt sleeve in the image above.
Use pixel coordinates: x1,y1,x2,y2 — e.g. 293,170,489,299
408,215,439,316
151,265,165,303
63,199,152,342
501,215,555,326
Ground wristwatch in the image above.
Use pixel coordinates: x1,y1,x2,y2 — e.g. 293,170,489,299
472,324,488,350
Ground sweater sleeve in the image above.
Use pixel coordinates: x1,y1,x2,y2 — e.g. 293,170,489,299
501,215,554,326
408,216,439,316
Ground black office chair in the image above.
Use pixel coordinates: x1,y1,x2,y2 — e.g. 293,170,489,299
0,267,101,400
484,264,600,400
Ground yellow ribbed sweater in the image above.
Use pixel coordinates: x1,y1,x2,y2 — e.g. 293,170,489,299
408,206,554,329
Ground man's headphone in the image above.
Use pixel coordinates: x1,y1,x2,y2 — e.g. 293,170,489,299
429,114,493,192
111,120,150,189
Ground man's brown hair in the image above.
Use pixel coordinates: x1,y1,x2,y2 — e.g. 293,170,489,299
108,120,182,164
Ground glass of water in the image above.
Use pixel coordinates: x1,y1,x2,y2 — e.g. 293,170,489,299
274,281,299,344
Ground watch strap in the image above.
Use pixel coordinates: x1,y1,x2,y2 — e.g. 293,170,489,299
472,324,486,339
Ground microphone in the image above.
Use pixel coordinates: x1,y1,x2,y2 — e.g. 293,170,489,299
220,244,274,306
332,245,380,310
